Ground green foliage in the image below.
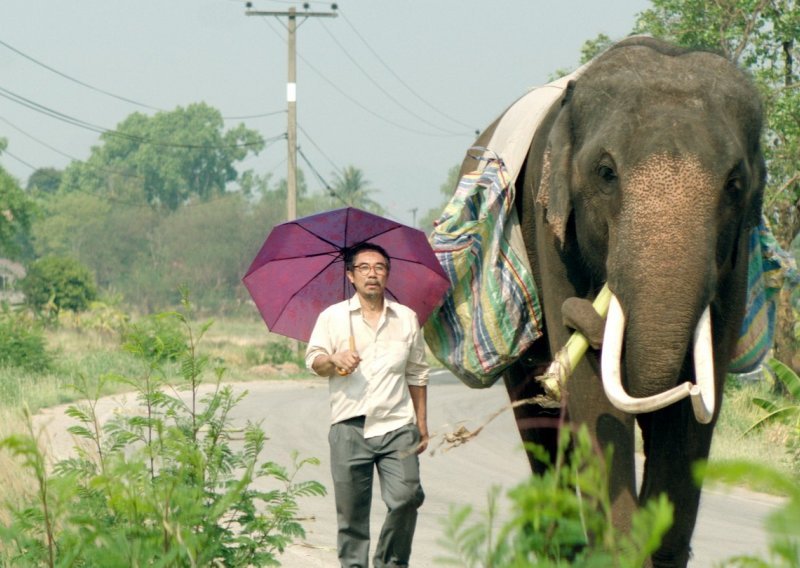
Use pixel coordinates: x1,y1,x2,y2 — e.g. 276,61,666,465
25,167,62,198
57,300,130,337
328,165,385,214
245,339,305,367
0,298,326,566
0,143,35,259
0,309,52,372
21,256,97,315
122,312,189,363
60,103,265,211
746,358,800,470
436,426,673,567
579,33,614,64
697,459,800,567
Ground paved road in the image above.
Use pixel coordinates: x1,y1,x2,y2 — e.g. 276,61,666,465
35,371,783,567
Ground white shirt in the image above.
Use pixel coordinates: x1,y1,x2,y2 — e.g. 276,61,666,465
305,295,429,438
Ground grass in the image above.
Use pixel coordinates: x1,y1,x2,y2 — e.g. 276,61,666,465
712,376,798,488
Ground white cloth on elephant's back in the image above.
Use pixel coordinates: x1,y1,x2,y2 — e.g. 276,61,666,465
479,63,588,181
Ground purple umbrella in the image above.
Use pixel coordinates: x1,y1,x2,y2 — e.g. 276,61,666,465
243,207,450,342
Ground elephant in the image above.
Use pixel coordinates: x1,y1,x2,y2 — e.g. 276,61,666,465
460,37,766,567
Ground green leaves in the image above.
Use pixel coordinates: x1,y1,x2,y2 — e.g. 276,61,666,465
436,426,673,567
20,255,98,315
0,300,326,566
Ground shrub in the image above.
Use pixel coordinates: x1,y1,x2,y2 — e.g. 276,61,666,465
437,426,673,567
58,300,129,337
0,310,51,372
0,300,326,566
121,312,188,363
21,256,97,314
245,339,305,367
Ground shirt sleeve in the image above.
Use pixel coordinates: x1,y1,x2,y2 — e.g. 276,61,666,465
405,319,429,387
305,309,333,376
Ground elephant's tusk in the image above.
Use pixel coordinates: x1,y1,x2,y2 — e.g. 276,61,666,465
600,296,715,423
689,306,715,423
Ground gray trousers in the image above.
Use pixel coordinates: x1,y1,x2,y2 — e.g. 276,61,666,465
328,417,425,568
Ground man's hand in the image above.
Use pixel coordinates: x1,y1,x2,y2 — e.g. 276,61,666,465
312,350,360,377
331,350,361,376
416,425,429,455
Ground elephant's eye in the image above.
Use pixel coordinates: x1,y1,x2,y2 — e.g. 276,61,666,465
597,164,617,184
723,162,747,201
724,174,743,195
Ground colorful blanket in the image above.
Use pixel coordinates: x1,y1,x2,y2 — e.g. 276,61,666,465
731,217,800,374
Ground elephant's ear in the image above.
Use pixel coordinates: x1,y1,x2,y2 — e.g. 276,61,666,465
537,83,575,247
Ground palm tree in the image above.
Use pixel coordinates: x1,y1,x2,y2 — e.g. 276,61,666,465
330,166,385,214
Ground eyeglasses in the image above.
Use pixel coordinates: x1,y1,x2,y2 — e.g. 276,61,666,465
352,263,388,275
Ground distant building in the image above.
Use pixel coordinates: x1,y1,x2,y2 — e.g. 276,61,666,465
0,258,26,304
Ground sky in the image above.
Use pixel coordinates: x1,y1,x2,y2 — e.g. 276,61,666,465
1,0,650,228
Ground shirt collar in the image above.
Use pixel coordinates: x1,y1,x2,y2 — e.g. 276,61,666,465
347,294,396,315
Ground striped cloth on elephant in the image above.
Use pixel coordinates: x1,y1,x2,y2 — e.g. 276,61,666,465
423,155,543,388
731,217,800,374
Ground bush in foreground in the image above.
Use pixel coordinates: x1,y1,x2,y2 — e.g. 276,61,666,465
437,426,673,567
0,298,325,566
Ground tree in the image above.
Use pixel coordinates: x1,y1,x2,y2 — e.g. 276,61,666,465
60,103,265,211
21,256,97,313
329,166,385,214
0,140,35,259
25,167,62,198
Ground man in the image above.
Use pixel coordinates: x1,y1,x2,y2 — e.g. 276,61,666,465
305,242,429,568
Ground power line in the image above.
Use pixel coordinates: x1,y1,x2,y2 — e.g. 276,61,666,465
0,85,274,151
297,122,343,176
297,145,347,207
338,11,477,132
0,38,164,112
0,37,285,121
318,19,465,136
296,51,465,138
255,17,467,138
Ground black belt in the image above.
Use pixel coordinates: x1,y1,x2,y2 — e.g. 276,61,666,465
337,415,366,426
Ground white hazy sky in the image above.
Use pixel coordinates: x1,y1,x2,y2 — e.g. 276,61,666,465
1,0,650,228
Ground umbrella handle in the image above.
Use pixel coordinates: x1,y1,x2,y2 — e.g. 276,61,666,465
336,335,357,376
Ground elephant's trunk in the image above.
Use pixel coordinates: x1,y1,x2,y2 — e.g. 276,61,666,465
601,295,714,423
600,152,721,423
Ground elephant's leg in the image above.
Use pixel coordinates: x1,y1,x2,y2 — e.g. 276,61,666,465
638,403,715,568
502,341,560,474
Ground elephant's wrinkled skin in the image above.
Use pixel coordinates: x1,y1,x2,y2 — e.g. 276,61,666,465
463,37,765,567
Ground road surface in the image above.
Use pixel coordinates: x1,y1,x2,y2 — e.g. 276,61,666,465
35,371,783,567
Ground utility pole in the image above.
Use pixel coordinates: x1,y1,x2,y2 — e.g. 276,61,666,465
246,3,338,221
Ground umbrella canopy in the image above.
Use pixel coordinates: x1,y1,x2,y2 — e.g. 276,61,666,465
243,207,450,342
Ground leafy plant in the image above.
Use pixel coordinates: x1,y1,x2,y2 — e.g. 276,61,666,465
0,309,52,372
21,256,97,315
246,340,304,367
436,426,673,567
0,296,326,566
121,312,189,363
746,358,800,469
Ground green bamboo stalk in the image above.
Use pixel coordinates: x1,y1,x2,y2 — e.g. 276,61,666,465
538,284,612,402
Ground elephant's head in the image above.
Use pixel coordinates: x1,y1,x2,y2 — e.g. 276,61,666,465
539,37,765,423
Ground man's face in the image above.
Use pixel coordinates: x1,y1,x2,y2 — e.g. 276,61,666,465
347,250,389,299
